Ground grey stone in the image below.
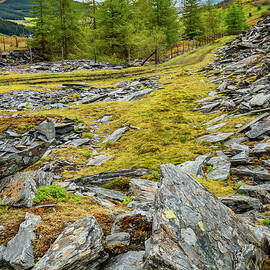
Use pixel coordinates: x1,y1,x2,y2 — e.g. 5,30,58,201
129,179,158,202
0,170,53,208
105,232,130,246
87,155,112,166
231,165,270,181
33,216,108,270
251,143,270,154
207,152,231,180
224,137,248,147
55,123,74,135
250,94,270,106
231,151,251,165
200,102,220,113
231,143,250,154
245,118,270,139
204,114,228,126
127,201,154,213
71,138,90,147
223,55,261,72
218,82,227,91
1,213,41,270
103,127,129,143
98,114,113,124
144,164,268,270
0,142,50,179
73,168,152,186
197,132,233,143
238,183,270,204
90,197,116,207
178,154,209,177
87,186,126,202
101,251,144,270
36,121,55,141
220,196,263,213
206,122,227,131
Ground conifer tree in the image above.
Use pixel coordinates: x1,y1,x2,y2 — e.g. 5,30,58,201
95,0,133,59
182,0,204,39
203,0,221,38
29,0,51,56
47,0,82,58
149,0,179,47
225,0,246,34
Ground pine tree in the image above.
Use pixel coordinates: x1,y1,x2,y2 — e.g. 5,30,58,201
225,0,246,34
47,0,82,58
149,0,179,47
96,0,134,60
182,0,204,39
29,0,51,56
203,0,221,38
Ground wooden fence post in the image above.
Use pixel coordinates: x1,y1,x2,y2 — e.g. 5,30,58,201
176,42,179,56
3,38,5,51
155,46,158,65
15,37,18,48
182,40,185,53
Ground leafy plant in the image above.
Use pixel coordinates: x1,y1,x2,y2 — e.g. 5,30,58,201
152,171,160,180
83,132,93,138
261,219,270,226
82,151,92,158
34,185,69,203
119,196,133,205
34,185,83,204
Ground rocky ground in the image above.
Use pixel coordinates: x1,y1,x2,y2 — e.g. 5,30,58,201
1,17,270,270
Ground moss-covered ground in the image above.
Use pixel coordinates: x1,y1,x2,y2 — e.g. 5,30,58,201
1,36,257,259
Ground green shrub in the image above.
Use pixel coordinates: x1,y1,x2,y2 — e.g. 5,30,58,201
152,171,160,180
82,151,92,158
119,196,133,205
82,132,93,138
34,185,83,204
34,185,69,203
261,219,270,226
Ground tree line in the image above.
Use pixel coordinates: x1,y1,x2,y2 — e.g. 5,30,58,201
30,0,247,62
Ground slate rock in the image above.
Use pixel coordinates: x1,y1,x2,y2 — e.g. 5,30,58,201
73,168,152,186
71,138,90,147
0,170,53,208
87,186,126,202
105,232,130,246
87,155,112,166
238,183,270,204
231,151,251,165
178,154,209,177
55,123,74,135
231,165,270,180
101,251,144,270
36,121,55,141
103,127,129,143
33,216,108,270
197,132,233,143
206,122,227,131
245,118,270,139
129,179,158,202
220,196,263,214
250,94,270,107
144,164,268,270
207,152,230,181
127,201,154,213
1,213,41,270
251,143,270,154
90,197,116,207
0,142,50,179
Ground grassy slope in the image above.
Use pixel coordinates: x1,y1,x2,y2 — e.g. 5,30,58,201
1,37,258,259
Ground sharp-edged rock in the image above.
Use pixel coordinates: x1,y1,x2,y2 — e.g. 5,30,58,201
1,213,41,270
33,216,108,270
72,168,153,186
144,164,268,270
197,132,233,143
103,127,130,143
129,179,158,202
87,155,112,166
219,196,263,214
0,170,53,208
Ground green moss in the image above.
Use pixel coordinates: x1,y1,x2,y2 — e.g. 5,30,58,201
82,132,93,138
34,185,69,203
261,219,270,226
102,177,130,192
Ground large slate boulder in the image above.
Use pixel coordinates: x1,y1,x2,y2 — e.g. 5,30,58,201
0,213,41,270
72,168,153,186
0,142,50,179
144,164,268,270
33,216,108,270
0,170,53,208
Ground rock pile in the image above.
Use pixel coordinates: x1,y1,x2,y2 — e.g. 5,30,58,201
0,77,160,111
198,16,270,115
0,53,146,73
